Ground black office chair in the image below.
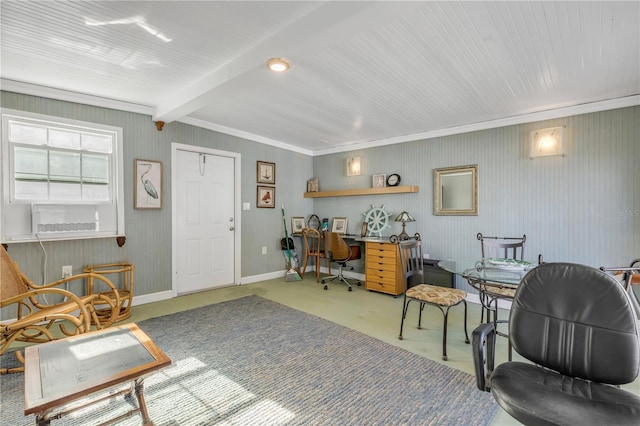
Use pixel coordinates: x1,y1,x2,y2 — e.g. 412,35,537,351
473,262,640,425
321,232,361,291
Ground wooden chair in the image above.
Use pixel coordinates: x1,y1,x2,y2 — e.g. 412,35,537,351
476,233,526,360
300,228,329,282
397,236,469,360
83,262,135,323
0,246,120,374
321,232,361,291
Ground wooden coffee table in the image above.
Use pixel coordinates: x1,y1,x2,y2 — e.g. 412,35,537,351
24,323,171,426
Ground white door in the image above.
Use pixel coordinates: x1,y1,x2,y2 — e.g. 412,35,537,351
174,148,236,294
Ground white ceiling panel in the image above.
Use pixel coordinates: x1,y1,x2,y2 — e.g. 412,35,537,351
1,1,638,154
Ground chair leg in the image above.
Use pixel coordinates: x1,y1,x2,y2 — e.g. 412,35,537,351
398,298,411,340
301,255,309,279
462,300,470,344
314,255,320,282
442,307,449,361
417,303,425,329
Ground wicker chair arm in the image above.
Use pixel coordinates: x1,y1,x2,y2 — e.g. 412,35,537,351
1,287,92,330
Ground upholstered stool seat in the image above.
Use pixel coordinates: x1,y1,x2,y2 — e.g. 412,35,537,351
405,284,467,306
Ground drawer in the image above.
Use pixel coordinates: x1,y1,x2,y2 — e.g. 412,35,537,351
366,257,396,269
367,242,394,252
366,279,400,295
366,268,396,281
367,249,396,260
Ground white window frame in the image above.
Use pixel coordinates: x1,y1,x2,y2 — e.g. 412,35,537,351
1,109,124,242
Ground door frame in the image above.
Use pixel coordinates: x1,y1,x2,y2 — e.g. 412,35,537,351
171,142,241,297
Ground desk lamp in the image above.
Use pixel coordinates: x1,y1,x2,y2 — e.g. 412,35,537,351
395,211,415,240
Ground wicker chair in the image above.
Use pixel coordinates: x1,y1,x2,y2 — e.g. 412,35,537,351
300,228,329,282
0,246,120,374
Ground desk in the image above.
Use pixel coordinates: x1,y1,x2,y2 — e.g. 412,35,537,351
24,323,171,426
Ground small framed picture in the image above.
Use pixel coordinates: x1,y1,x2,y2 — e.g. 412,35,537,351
257,161,276,184
134,159,162,209
291,217,305,234
361,222,368,237
331,217,348,234
257,186,275,208
307,178,319,192
372,174,386,188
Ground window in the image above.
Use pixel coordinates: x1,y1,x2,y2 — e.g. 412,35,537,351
1,109,124,242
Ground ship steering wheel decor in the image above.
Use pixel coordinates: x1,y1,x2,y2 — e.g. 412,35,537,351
362,204,391,237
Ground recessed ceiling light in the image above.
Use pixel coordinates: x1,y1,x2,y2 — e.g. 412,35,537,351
266,57,291,72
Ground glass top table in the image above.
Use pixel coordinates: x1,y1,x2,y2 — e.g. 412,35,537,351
438,257,538,287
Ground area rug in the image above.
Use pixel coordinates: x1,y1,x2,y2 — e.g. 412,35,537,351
0,295,497,425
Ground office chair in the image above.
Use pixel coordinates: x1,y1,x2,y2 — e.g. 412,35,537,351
321,232,361,291
472,262,640,425
397,236,469,361
476,232,526,360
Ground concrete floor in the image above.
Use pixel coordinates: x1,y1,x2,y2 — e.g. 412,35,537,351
127,273,640,426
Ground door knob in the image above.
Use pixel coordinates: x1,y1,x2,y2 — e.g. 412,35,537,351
229,226,235,231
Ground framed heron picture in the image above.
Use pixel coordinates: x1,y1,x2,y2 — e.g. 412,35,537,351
135,159,162,209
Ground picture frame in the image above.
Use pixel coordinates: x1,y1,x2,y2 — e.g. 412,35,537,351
307,178,319,192
257,185,275,208
134,159,162,209
372,174,386,188
257,161,276,184
360,222,368,237
291,217,305,234
331,217,348,234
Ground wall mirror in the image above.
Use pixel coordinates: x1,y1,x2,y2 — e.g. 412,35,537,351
434,164,478,216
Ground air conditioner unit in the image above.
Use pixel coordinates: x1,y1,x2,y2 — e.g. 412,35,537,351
31,204,99,234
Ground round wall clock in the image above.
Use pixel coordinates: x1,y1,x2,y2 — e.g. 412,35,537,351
386,173,401,186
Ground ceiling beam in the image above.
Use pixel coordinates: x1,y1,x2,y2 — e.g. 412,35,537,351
152,1,419,124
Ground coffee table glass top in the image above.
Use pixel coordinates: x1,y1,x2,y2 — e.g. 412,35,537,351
438,257,537,286
25,323,171,415
39,327,155,398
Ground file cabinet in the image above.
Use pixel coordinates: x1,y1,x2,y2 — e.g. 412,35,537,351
365,241,403,295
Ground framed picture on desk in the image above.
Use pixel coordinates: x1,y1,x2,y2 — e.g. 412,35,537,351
331,217,348,234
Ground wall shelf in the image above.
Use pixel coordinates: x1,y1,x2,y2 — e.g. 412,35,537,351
304,185,419,198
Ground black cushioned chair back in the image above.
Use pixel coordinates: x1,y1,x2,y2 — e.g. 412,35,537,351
510,262,640,384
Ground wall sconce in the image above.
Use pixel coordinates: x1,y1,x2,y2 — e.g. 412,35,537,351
395,211,415,240
530,126,565,159
346,156,361,176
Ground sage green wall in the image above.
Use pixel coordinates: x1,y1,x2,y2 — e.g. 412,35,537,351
312,106,639,291
1,92,313,298
2,91,637,299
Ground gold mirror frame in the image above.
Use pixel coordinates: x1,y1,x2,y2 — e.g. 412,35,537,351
434,164,478,216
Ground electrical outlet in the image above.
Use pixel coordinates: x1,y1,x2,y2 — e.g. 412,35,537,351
62,265,72,278
262,246,267,255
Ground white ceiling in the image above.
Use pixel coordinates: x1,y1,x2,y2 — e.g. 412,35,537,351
1,1,639,155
